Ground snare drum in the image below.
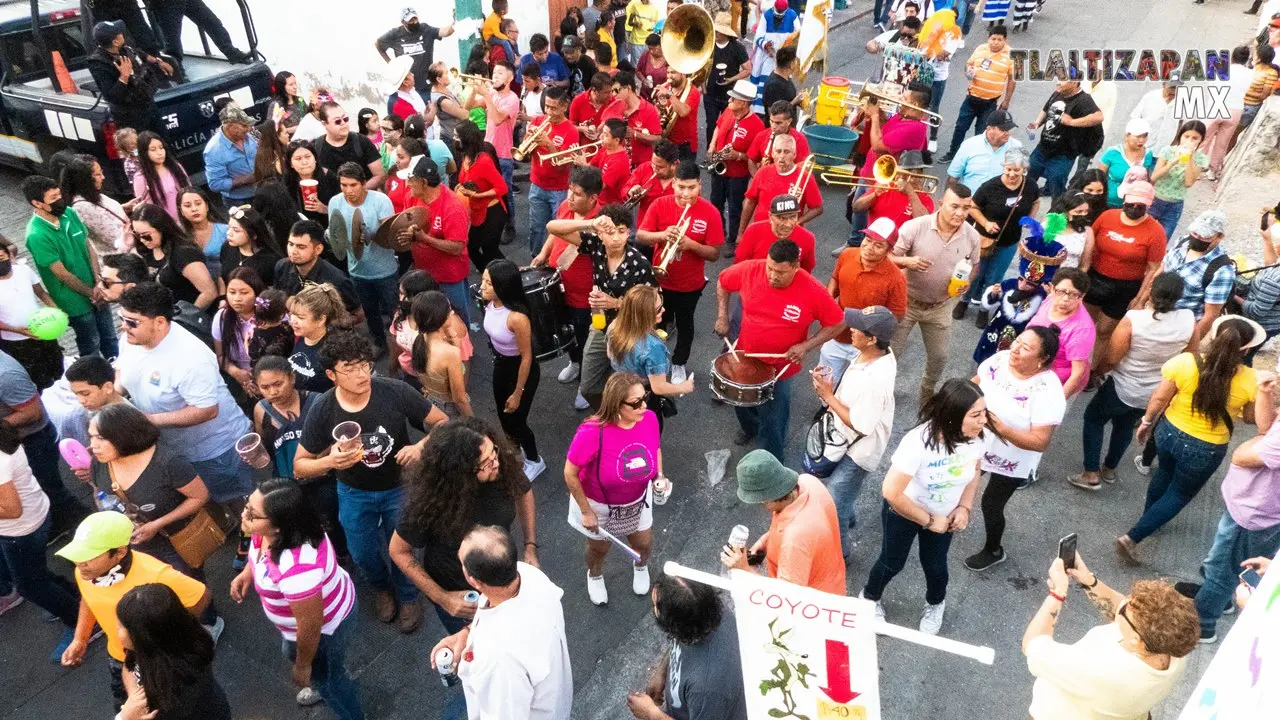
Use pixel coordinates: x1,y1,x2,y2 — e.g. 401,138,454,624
710,352,778,407
521,267,576,361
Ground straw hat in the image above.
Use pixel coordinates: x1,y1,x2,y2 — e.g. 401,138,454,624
713,12,738,38
1204,315,1267,350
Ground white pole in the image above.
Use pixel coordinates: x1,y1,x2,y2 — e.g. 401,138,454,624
663,562,996,665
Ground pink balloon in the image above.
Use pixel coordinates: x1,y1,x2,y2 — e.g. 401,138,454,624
59,439,92,470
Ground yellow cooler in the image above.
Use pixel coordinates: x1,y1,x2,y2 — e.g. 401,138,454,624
815,77,851,126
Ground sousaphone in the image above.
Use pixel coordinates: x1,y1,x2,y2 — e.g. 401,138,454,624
661,5,715,82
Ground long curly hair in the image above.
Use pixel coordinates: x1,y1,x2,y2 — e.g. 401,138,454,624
402,417,527,543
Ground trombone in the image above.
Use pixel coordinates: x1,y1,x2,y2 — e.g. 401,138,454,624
818,155,939,193
655,203,693,277
820,82,944,128
540,140,605,166
788,156,816,198
512,121,551,162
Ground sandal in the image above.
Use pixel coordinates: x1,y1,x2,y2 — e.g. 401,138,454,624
1100,468,1118,484
1066,474,1102,491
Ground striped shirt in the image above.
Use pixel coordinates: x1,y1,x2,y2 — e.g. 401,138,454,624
967,44,1014,100
1243,64,1279,106
249,534,355,641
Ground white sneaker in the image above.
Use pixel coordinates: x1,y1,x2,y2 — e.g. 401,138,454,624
1133,454,1152,476
859,590,885,622
928,139,938,153
632,564,651,595
523,456,546,481
670,364,687,385
203,616,226,645
919,600,946,635
558,361,581,383
574,392,590,410
587,573,608,605
296,687,323,706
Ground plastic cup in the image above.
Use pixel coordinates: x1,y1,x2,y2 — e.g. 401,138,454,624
235,433,271,469
299,178,319,205
332,421,362,453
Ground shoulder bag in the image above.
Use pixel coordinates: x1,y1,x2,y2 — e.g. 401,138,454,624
110,464,227,569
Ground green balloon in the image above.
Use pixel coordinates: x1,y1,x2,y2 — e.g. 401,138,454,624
28,307,69,341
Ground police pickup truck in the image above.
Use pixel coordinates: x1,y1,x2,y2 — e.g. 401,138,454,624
0,0,272,191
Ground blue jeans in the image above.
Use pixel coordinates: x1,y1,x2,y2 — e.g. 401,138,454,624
440,280,471,326
928,79,947,141
352,274,398,349
863,500,953,605
965,242,1018,303
872,0,891,24
283,604,365,720
0,514,79,626
1029,146,1074,199
822,456,871,559
1149,197,1184,240
1081,378,1145,472
1127,420,1228,543
710,175,750,245
336,483,417,603
67,304,119,359
847,186,869,247
499,158,516,230
959,0,980,33
432,603,471,720
1195,512,1280,635
528,184,567,255
947,95,997,155
190,445,254,503
734,375,792,461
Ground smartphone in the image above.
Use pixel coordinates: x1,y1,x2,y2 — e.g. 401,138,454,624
1261,210,1273,232
1241,568,1263,589
747,549,766,567
1058,533,1078,570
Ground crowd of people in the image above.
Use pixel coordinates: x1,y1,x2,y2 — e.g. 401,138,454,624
2,1,1280,719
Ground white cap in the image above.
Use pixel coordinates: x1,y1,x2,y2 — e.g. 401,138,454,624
864,217,897,245
1124,117,1151,137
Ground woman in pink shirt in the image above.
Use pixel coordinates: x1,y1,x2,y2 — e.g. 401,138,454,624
132,132,190,222
1029,267,1097,400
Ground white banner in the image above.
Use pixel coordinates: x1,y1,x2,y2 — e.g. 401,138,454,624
729,570,881,720
796,0,833,75
1177,552,1280,719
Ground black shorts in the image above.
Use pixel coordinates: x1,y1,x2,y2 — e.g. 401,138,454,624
1085,269,1143,320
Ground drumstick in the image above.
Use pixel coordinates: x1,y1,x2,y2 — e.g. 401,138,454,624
723,336,741,364
743,353,789,359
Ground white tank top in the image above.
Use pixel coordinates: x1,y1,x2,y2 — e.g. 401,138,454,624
1111,308,1196,408
484,303,519,357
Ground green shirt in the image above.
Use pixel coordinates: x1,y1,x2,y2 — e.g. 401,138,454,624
24,208,94,316
1154,146,1209,202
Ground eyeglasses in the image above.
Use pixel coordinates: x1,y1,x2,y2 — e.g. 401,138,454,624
623,398,646,410
121,317,141,329
334,361,374,376
1053,287,1083,300
330,116,350,125
479,453,500,470
241,505,266,522
1117,602,1152,648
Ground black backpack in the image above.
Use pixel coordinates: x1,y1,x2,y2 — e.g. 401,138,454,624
172,300,215,351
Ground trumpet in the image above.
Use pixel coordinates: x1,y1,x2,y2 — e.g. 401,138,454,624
655,203,693,277
541,140,605,166
512,121,551,162
788,156,816,198
820,82,944,128
818,155,939,193
624,179,652,210
448,67,491,85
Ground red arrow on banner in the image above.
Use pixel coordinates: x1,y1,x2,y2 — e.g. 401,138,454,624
819,639,860,704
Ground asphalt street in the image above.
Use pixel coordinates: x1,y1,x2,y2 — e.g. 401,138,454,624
0,2,1263,719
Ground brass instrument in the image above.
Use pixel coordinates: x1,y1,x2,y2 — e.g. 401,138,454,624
512,121,551,162
820,82,944,128
448,67,491,85
541,140,605,166
655,203,693,277
657,80,692,134
661,5,715,74
624,178,654,210
788,156,816,198
818,155,940,193
760,131,778,167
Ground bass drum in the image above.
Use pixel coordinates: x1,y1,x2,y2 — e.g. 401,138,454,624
521,267,576,361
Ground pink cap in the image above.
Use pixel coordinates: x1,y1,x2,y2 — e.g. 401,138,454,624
1122,180,1155,206
775,0,789,11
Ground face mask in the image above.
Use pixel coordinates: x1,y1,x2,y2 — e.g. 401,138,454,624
1186,235,1212,252
1122,204,1147,220
406,21,421,32
1068,216,1088,231
0,259,10,275
46,199,67,216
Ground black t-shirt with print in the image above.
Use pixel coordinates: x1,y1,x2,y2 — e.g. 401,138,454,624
580,232,655,323
1038,90,1101,158
314,133,382,179
395,478,529,592
567,55,599,96
155,243,207,306
289,334,333,394
93,446,197,530
299,376,434,491
762,74,797,113
709,41,750,99
376,24,442,93
972,176,1038,247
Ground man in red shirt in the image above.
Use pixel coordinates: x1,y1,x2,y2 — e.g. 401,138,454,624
637,160,724,381
844,86,931,250
623,139,679,244
747,101,812,175
715,239,844,459
822,217,908,379
591,118,632,205
525,86,579,255
738,134,822,242
709,79,766,252
569,72,614,159
532,166,603,406
735,195,816,273
849,150,936,246
657,69,701,162
601,70,663,169
399,158,473,324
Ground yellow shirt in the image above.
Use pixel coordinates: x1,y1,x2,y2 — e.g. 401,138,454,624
76,551,207,661
968,43,1014,100
625,0,661,45
1162,352,1257,445
597,28,618,68
482,12,502,43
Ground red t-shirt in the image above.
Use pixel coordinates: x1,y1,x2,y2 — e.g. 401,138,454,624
666,85,702,147
712,110,766,178
1090,209,1168,281
623,164,675,223
411,189,472,283
385,172,412,214
860,116,929,176
601,99,663,169
735,221,816,274
718,260,843,379
640,196,724,292
744,164,823,224
457,152,509,227
528,117,579,191
548,201,597,308
592,148,632,205
868,189,936,245
745,127,812,165
569,93,611,163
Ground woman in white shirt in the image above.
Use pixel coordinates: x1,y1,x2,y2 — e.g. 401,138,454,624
1069,273,1194,491
965,326,1066,572
859,378,988,636
1022,552,1198,720
811,307,898,560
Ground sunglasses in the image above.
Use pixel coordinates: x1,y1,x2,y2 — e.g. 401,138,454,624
329,116,350,125
623,398,646,410
1117,602,1152,648
229,205,250,220
121,317,141,329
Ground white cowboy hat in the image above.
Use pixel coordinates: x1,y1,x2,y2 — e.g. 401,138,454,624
728,79,757,102
384,54,415,93
1204,314,1268,350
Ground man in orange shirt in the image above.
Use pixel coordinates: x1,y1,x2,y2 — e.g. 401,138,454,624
939,25,1016,164
720,450,846,596
591,118,632,205
822,217,908,379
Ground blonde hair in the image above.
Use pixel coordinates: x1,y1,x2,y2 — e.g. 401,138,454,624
286,283,350,328
113,127,137,154
606,285,661,364
592,372,645,426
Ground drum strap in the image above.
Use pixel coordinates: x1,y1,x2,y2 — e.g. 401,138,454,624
556,244,580,272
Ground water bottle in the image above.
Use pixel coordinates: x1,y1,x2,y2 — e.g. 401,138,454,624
947,258,973,298
95,490,125,513
464,591,480,605
435,647,460,687
722,525,750,577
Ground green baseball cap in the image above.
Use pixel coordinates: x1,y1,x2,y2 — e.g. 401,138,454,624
736,450,800,504
56,511,134,563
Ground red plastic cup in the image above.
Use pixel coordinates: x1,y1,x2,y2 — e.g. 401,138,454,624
299,178,319,205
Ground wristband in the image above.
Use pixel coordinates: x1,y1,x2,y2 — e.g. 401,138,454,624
1048,590,1066,603
1139,418,1153,426
1081,574,1099,589
525,542,538,548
